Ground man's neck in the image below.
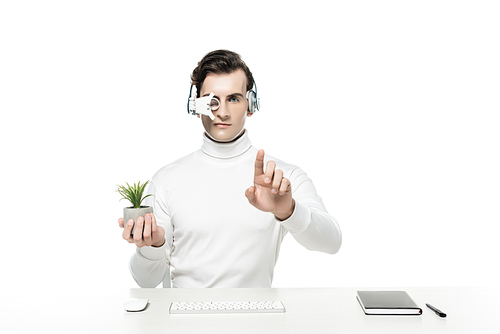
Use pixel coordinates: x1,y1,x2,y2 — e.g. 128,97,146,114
204,129,246,144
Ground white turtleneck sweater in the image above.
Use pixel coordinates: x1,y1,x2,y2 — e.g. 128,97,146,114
130,130,342,288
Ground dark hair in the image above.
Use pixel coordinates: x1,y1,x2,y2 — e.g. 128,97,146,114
191,50,254,98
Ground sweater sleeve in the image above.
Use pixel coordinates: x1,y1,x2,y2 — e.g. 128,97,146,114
278,167,342,254
129,180,172,288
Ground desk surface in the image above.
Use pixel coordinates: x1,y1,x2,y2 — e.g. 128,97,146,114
2,287,499,333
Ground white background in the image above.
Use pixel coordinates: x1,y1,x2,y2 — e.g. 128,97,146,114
1,1,499,294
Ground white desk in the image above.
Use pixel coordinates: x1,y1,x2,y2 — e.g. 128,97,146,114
2,287,498,333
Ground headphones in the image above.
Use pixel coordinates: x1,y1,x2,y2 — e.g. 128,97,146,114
246,82,260,114
187,82,260,116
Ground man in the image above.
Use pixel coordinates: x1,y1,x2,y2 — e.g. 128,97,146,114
118,50,342,288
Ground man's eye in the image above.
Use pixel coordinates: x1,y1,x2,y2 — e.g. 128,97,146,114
229,97,239,103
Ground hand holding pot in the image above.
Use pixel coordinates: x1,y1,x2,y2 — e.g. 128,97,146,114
119,213,165,248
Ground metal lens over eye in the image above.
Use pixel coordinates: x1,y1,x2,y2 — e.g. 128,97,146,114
210,97,220,111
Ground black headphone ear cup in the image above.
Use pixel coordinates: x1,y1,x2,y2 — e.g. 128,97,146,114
187,85,196,115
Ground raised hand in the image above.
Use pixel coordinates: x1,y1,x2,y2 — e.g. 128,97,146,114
245,149,295,221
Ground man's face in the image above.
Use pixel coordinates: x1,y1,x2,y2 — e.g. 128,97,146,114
199,69,252,142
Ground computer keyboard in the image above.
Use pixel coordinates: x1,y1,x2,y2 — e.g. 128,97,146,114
169,301,286,314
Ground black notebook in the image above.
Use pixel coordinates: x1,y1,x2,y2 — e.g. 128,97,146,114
356,291,422,315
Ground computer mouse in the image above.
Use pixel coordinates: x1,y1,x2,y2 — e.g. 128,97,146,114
123,298,149,312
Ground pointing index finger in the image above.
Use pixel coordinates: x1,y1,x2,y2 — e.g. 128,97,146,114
254,149,265,177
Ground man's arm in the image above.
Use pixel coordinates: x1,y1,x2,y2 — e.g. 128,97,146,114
276,167,342,254
245,149,341,254
121,180,172,288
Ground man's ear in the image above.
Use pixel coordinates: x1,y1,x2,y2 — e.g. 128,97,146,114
247,112,254,117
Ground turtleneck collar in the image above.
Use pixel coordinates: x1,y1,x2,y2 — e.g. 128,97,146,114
201,129,252,159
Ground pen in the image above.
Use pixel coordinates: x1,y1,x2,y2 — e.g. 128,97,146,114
426,303,447,317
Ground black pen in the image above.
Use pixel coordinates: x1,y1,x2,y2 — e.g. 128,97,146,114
426,303,447,317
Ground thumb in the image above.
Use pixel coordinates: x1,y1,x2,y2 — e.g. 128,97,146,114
245,186,256,205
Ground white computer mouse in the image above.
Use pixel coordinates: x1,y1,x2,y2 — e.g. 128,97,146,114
123,298,149,312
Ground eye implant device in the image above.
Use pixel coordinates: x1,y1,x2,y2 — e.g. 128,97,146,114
187,86,218,120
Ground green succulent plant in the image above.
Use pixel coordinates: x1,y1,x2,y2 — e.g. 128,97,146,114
117,180,154,209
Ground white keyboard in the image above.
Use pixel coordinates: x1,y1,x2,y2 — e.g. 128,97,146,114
169,301,286,314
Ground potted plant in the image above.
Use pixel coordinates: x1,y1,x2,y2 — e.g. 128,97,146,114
117,180,154,236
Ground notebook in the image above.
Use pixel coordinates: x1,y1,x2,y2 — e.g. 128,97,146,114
356,291,422,315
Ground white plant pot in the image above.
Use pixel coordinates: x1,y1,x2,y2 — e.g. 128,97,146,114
123,206,153,235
